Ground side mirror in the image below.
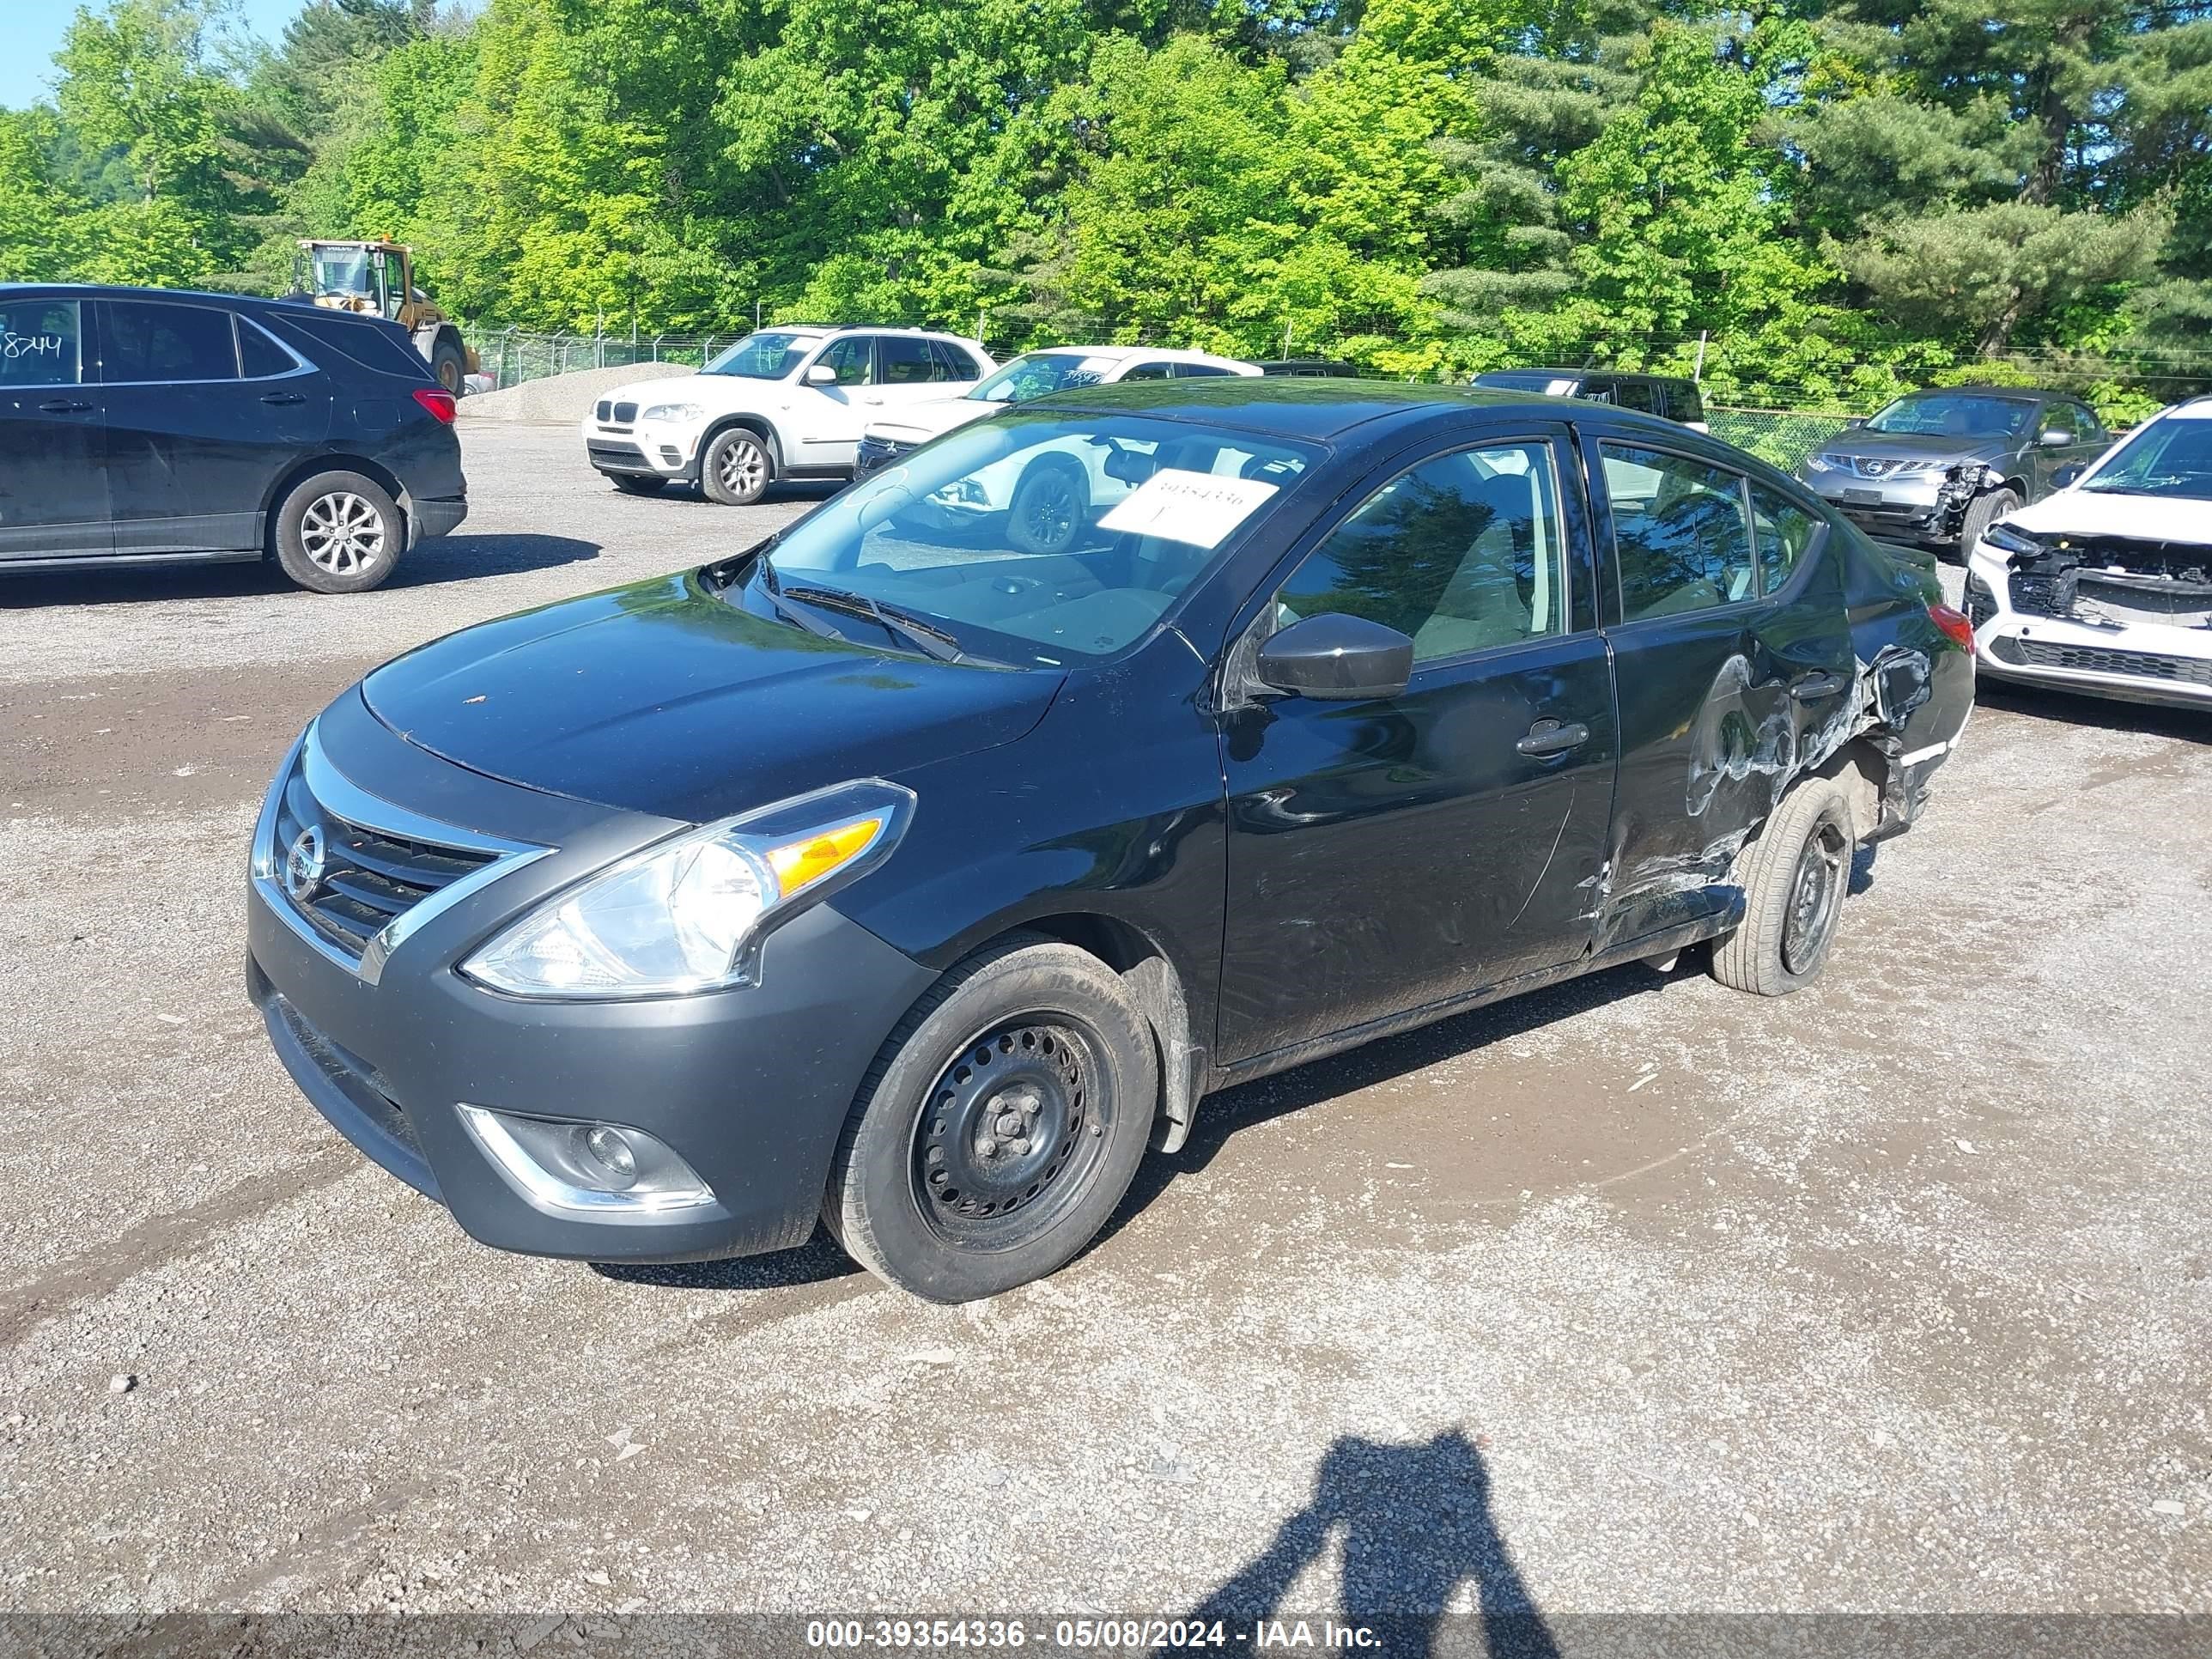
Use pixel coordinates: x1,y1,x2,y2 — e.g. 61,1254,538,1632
2039,428,2070,447
2051,463,2086,489
1844,417,1865,429
804,363,838,387
1255,614,1414,702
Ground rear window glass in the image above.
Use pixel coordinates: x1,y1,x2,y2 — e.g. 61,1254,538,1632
0,298,82,386
267,308,432,381
99,300,239,382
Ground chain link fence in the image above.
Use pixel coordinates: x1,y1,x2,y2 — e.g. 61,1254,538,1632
1704,409,1856,472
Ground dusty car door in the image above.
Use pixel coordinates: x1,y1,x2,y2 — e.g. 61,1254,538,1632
0,294,108,560
1583,434,1856,949
1217,428,1618,1065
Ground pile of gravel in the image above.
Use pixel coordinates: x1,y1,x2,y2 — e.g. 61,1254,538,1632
459,362,696,425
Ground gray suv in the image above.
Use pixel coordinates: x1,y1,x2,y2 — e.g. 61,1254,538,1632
1797,386,2108,554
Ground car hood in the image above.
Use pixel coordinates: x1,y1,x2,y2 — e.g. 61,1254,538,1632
2005,489,2212,549
865,397,1002,446
600,374,708,408
1821,430,2012,465
359,572,1062,824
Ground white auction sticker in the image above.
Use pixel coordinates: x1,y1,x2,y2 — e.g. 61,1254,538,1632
1095,468,1279,548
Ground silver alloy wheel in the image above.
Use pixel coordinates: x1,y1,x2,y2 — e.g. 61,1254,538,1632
717,435,768,498
299,491,387,576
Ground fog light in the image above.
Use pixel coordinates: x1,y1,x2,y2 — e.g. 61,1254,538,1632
580,1125,638,1188
457,1105,717,1218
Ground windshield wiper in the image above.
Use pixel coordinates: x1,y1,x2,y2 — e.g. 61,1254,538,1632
781,583,975,664
752,559,851,642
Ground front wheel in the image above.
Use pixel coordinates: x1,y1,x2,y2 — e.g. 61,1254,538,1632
824,939,1158,1302
701,428,773,506
1006,460,1090,555
271,471,403,593
1710,778,1853,996
1954,488,2020,562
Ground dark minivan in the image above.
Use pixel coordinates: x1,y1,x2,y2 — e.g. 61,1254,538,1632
0,283,466,592
248,381,1972,1302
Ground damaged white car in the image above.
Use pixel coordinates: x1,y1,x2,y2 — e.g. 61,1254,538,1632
1966,396,2212,709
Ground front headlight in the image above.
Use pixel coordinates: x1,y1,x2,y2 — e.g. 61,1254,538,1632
462,780,915,999
641,402,706,423
1803,452,1836,472
1982,522,2042,557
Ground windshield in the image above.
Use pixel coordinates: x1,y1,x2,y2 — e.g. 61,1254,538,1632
309,246,373,296
740,411,1318,665
1864,392,2035,440
2077,414,2212,501
969,352,1120,404
703,331,821,380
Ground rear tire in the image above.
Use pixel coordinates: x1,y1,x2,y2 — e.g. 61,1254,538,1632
608,474,667,496
1711,778,1853,997
271,471,402,594
824,938,1158,1303
1954,488,2020,562
702,427,773,506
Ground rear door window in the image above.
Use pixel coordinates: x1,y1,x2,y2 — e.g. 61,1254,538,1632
1600,444,1759,619
926,339,978,380
1748,483,1824,596
878,336,951,386
1614,380,1656,414
0,298,82,386
1119,362,1175,381
97,300,239,382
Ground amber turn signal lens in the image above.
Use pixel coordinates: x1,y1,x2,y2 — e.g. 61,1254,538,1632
767,816,885,895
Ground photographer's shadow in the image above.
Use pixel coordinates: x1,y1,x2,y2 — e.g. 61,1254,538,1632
1191,1430,1559,1659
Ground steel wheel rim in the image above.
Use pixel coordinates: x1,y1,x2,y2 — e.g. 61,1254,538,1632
1781,817,1845,975
910,1017,1113,1252
1019,475,1079,550
718,438,766,496
300,492,386,576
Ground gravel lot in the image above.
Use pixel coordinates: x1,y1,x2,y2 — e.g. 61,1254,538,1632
1,422,2207,1633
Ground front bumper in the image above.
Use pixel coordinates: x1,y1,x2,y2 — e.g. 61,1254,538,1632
246,693,938,1262
1809,477,1950,544
1966,551,2212,711
580,416,703,483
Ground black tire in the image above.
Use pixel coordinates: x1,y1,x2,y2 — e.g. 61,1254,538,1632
1711,778,1854,997
428,337,465,396
823,938,1158,1303
271,470,403,594
1954,488,2021,562
1005,459,1090,555
607,473,667,496
701,426,774,506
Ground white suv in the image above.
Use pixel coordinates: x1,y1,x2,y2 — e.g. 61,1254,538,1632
582,327,994,505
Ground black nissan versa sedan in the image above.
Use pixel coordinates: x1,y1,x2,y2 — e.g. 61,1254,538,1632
247,380,1973,1301
0,283,465,592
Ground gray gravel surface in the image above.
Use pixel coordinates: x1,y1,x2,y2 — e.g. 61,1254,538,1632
1,425,2207,1622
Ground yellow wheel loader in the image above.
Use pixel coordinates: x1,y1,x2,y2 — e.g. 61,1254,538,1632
291,240,478,395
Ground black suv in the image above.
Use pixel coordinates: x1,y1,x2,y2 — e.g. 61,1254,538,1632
0,283,467,592
1473,368,1708,431
249,381,1972,1303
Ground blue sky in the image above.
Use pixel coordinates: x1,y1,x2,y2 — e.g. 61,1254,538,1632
0,0,303,111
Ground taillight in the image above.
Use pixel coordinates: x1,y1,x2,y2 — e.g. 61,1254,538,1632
412,387,457,424
1928,602,1975,652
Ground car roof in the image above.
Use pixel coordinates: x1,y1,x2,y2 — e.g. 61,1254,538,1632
1012,344,1242,365
1024,376,1723,446
2,281,294,310
1478,367,1691,384
1893,385,2049,400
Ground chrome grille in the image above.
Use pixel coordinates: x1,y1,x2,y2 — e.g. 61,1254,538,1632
1836,456,1936,480
271,763,496,960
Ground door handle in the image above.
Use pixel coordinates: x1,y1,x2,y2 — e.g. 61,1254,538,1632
1790,672,1847,702
37,398,92,414
259,392,307,406
1516,719,1590,758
